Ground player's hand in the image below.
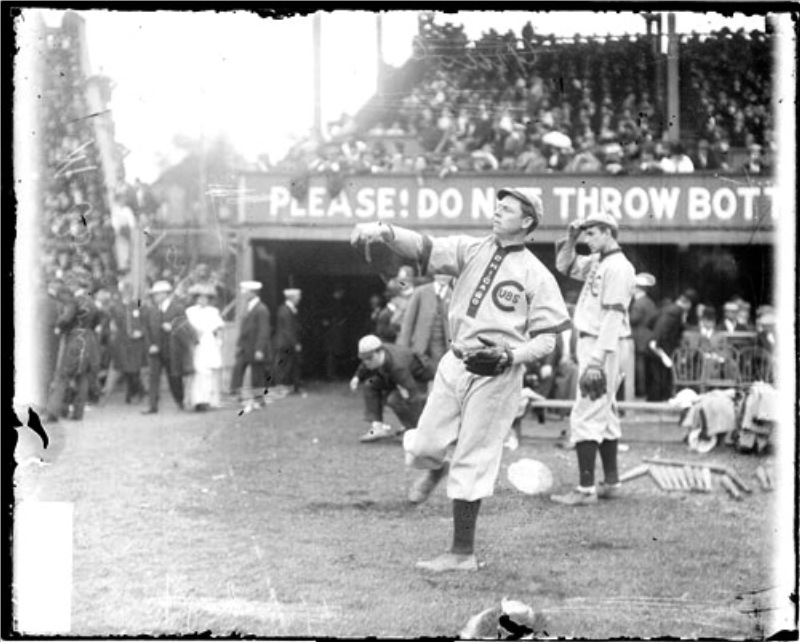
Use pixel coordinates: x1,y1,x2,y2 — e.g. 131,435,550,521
349,376,359,392
254,350,264,361
350,222,394,262
568,219,583,240
540,364,553,380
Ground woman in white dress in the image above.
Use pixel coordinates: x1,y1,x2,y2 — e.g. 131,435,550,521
186,284,225,410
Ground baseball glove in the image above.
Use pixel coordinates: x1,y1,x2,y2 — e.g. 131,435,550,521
579,365,607,400
462,336,513,377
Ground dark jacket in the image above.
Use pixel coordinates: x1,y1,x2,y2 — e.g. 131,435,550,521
109,299,146,373
236,299,272,362
274,303,301,351
651,303,686,355
630,293,658,353
397,282,451,354
56,293,101,377
143,297,197,374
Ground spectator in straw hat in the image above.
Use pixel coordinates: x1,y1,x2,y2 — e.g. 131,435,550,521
186,283,225,411
274,288,304,395
230,281,273,411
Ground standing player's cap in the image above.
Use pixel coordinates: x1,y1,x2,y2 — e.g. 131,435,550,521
497,187,543,230
634,272,656,288
358,335,383,356
239,281,262,292
578,211,619,231
150,280,173,294
283,288,301,297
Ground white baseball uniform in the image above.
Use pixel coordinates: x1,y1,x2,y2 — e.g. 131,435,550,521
396,232,571,501
557,244,636,442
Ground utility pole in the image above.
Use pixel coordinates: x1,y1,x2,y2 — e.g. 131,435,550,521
376,12,384,96
666,12,680,142
313,12,322,142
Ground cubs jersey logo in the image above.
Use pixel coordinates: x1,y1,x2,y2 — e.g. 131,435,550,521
590,271,602,296
492,280,524,312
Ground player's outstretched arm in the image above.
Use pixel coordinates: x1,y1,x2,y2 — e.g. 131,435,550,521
350,222,425,262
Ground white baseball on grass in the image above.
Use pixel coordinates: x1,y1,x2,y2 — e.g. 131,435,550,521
507,459,554,495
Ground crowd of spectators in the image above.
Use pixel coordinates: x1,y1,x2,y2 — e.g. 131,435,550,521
277,18,774,188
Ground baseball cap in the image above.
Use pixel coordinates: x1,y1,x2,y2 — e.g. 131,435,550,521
497,187,543,229
358,335,383,356
634,272,656,288
283,288,301,297
578,211,619,231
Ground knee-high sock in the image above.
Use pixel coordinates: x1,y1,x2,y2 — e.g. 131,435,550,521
599,439,619,485
575,440,599,489
452,499,481,555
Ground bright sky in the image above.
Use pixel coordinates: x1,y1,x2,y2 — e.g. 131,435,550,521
33,9,767,182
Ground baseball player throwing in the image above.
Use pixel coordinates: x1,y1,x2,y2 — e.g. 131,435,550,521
350,188,570,573
552,212,636,505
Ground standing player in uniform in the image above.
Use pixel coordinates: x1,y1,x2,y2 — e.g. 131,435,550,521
351,188,570,573
551,212,636,505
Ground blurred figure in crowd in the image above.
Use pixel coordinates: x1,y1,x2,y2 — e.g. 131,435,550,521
368,293,397,344
719,301,748,333
397,274,453,373
142,280,194,414
186,283,225,411
320,285,350,380
107,281,146,404
230,281,272,411
647,290,694,401
274,288,304,395
629,273,657,399
46,273,101,422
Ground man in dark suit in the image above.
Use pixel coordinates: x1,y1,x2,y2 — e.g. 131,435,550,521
397,274,453,372
230,281,272,410
274,288,304,394
647,291,693,401
719,301,748,334
629,273,658,398
142,280,191,413
349,335,431,442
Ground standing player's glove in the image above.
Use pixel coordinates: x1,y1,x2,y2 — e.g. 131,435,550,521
462,336,514,377
579,365,607,400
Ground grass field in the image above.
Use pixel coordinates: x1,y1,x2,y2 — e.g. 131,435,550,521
12,381,795,638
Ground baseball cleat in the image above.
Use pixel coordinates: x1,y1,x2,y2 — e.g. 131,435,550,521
408,463,449,504
415,552,478,573
550,488,598,506
359,421,396,443
597,482,622,499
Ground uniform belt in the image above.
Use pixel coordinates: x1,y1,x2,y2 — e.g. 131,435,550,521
451,346,464,359
578,332,597,339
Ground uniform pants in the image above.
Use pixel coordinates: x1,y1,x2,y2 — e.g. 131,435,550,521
570,336,623,443
362,384,425,430
405,351,523,501
230,356,268,402
148,353,184,410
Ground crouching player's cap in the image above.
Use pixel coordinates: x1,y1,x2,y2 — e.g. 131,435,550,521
358,334,383,357
497,187,543,232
